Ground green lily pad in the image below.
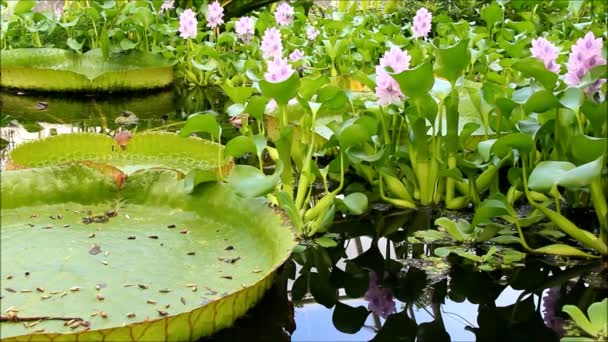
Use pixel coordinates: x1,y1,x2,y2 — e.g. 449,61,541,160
0,48,175,92
0,164,296,340
7,133,232,176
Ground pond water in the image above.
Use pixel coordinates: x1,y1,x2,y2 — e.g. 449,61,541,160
1,88,606,342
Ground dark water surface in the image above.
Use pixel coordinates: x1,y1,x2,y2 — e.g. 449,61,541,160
1,88,606,342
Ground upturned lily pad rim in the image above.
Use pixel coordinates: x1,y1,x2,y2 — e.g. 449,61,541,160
0,166,297,341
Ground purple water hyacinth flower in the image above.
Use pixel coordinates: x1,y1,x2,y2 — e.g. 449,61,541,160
206,1,224,29
565,32,606,91
306,26,319,41
379,46,411,73
261,27,283,60
375,46,411,105
264,57,294,83
364,271,396,319
289,49,304,62
542,287,565,337
412,7,432,38
275,2,295,26
530,37,561,73
160,0,174,12
235,16,255,43
179,9,198,39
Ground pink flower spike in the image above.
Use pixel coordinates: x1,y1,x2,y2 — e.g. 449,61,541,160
530,37,560,74
206,1,224,29
274,2,295,26
261,27,283,60
264,57,295,83
289,49,304,62
235,16,255,43
379,46,411,74
160,0,174,12
306,26,319,41
178,9,198,40
412,7,432,38
565,31,606,94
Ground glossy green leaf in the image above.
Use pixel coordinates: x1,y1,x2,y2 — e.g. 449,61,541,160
480,2,503,28
472,193,514,226
491,133,533,158
221,85,255,104
434,39,470,84
179,113,222,140
557,156,604,189
341,192,368,215
0,165,296,341
259,73,300,106
587,298,608,334
514,57,558,90
528,161,575,193
225,136,257,158
392,62,435,98
563,305,598,337
226,161,283,198
524,90,560,113
570,134,608,164
434,217,466,242
533,244,598,258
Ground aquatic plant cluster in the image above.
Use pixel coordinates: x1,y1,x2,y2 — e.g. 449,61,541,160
1,0,607,341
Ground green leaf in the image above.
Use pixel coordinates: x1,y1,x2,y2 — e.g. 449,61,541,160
245,96,269,120
259,73,300,105
559,87,584,112
557,156,604,189
371,309,417,342
225,135,256,158
226,161,284,198
434,39,470,84
528,161,576,193
563,305,599,337
587,298,608,334
534,244,598,258
434,217,466,242
332,301,370,334
472,193,514,226
392,61,435,98
66,38,84,52
514,57,558,90
315,236,338,248
179,113,222,140
0,48,175,91
119,38,138,50
570,134,608,164
221,84,255,104
341,192,368,215
491,133,533,158
0,166,296,341
480,2,503,28
338,123,371,149
524,90,560,113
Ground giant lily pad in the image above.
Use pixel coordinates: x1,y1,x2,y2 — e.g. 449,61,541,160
6,132,232,176
0,164,296,340
0,49,175,92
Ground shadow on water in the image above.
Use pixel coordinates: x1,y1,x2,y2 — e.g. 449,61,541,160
2,87,607,341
